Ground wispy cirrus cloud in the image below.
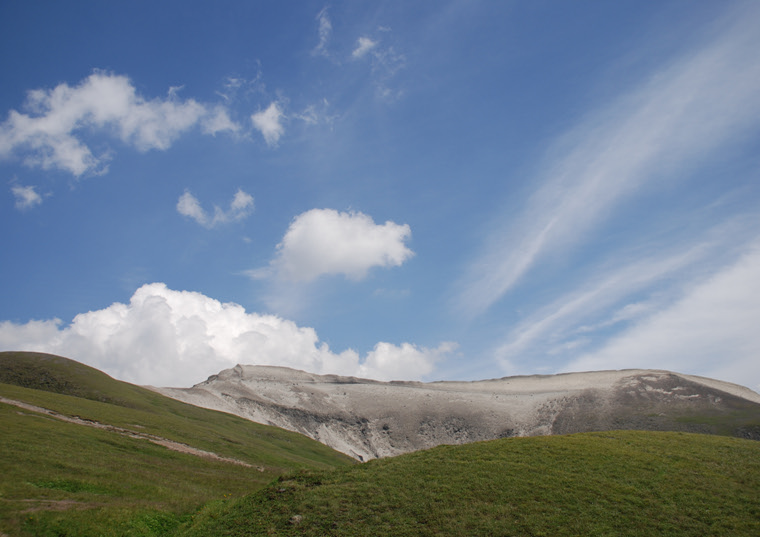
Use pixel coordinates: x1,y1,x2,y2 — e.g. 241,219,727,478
455,3,760,317
312,7,332,57
349,30,406,101
177,189,254,228
0,71,239,177
564,238,760,391
490,219,754,369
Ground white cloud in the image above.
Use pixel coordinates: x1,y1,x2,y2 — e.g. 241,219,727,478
293,99,327,125
251,102,284,146
350,32,406,101
0,283,453,386
491,243,707,368
0,318,63,349
176,191,206,224
456,3,760,317
265,208,414,282
230,189,254,213
488,215,760,376
575,302,654,334
358,341,456,381
11,184,43,210
177,189,254,228
564,241,760,392
313,7,332,57
202,106,240,135
0,71,237,176
352,37,378,59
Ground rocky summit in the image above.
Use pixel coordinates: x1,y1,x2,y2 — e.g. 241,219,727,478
155,366,760,461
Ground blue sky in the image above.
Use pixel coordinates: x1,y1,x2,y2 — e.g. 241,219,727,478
2,1,760,390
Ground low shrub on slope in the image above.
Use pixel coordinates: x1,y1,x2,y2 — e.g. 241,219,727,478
178,430,760,537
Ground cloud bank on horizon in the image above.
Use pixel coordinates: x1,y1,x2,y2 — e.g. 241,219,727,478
0,283,452,386
1,2,760,390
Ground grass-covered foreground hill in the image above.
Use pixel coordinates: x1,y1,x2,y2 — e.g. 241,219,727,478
0,351,354,537
177,430,760,537
3,352,760,537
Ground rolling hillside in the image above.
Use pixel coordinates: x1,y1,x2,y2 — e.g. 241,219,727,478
3,352,760,536
176,430,760,536
0,352,353,537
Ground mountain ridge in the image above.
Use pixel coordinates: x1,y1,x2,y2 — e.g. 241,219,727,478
155,364,760,461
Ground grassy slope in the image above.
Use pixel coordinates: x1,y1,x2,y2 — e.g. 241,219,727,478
0,352,354,537
4,352,760,536
179,430,760,537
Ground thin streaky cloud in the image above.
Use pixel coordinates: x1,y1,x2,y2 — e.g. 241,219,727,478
488,208,760,379
455,3,760,317
492,238,715,367
313,7,332,57
564,238,760,391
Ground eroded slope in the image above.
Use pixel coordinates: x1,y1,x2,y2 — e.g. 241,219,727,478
157,365,760,460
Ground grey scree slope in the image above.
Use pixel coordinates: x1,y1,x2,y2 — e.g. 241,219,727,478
153,366,760,461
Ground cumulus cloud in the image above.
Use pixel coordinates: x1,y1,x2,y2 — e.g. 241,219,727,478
11,184,43,210
352,37,378,59
358,341,456,380
262,208,414,282
177,189,254,228
564,241,760,391
251,102,284,146
0,283,453,386
0,71,238,176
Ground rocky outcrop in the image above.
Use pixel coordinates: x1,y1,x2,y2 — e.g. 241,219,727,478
155,366,760,461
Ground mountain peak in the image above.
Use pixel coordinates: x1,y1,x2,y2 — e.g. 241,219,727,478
158,366,760,461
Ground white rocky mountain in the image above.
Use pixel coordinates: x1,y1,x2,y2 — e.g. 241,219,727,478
154,365,760,461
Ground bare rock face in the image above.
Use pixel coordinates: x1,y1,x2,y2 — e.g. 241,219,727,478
154,366,760,461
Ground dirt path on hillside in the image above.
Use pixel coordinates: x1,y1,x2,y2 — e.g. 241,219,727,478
0,396,253,467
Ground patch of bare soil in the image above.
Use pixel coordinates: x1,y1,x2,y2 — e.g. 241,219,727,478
7,499,101,514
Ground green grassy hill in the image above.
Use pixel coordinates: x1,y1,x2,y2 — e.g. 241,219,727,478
3,352,760,536
0,351,354,537
178,430,760,537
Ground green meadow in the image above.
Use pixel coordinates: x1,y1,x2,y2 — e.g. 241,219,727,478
0,352,353,536
178,431,760,537
2,352,760,536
